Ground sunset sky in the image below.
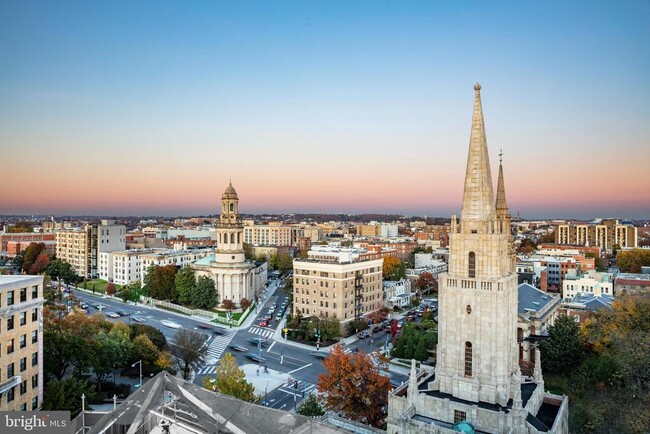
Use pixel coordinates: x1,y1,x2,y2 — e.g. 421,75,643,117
1,1,649,219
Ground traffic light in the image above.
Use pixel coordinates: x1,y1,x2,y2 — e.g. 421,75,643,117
294,380,298,389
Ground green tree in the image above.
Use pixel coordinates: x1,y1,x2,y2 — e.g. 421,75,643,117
297,393,325,417
117,286,131,302
131,334,160,369
173,329,207,380
190,275,217,309
145,264,178,300
175,267,196,305
243,242,255,260
202,353,255,402
541,314,584,375
414,336,430,361
277,253,293,272
90,332,133,391
129,324,168,350
41,378,94,418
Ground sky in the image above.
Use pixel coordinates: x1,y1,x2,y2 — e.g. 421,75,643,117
1,1,649,219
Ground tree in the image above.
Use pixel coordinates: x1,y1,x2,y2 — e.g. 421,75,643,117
517,238,537,255
221,299,235,311
243,242,255,260
317,345,392,428
29,251,51,274
202,353,255,402
415,272,437,295
173,329,207,380
131,334,160,368
297,393,325,417
145,264,178,300
129,324,168,350
22,242,46,273
175,267,196,305
106,283,117,296
616,249,650,273
46,259,77,287
7,221,34,233
277,253,293,272
90,332,133,391
41,378,94,418
383,256,405,280
117,286,130,302
190,275,217,309
541,314,584,375
240,297,251,311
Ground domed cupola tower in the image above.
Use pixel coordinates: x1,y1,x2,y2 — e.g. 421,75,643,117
215,180,245,263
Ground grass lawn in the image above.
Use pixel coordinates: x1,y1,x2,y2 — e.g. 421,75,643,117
79,279,121,294
215,310,244,321
543,372,569,395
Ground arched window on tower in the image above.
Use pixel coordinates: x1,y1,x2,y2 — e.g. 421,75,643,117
468,252,476,278
231,233,235,244
230,203,234,212
237,233,240,244
464,342,473,377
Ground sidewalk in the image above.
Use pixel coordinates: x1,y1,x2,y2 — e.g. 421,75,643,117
240,364,288,398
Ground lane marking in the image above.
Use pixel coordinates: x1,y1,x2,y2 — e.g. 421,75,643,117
267,341,276,352
287,363,312,374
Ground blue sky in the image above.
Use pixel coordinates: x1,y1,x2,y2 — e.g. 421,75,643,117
1,1,649,218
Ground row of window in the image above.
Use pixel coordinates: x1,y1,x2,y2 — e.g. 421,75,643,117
1,286,39,307
4,352,38,378
5,390,39,410
4,331,39,355
1,309,39,332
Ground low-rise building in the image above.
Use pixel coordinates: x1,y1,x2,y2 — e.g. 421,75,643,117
517,283,561,368
614,272,650,297
0,233,55,257
384,278,415,308
559,293,615,323
562,270,614,300
0,275,44,411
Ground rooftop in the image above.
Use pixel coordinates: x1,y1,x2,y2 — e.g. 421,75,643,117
0,275,42,288
518,283,556,316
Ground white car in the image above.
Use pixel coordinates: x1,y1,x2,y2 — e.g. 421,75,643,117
132,316,146,323
161,320,183,329
104,312,121,318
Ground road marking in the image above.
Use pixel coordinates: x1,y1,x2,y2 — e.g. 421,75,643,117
288,363,312,374
267,341,276,352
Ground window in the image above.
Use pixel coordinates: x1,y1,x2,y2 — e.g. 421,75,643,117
454,410,467,423
31,331,38,344
32,397,38,410
464,342,473,377
20,312,26,326
20,357,26,372
20,335,26,349
32,309,38,322
7,363,15,377
20,381,27,395
468,252,476,278
20,403,27,411
32,352,38,366
32,374,38,389
7,315,14,330
7,290,14,305
20,288,27,303
7,387,15,402
31,286,38,299
8,339,14,354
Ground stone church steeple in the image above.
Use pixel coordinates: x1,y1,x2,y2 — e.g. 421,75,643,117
215,180,245,264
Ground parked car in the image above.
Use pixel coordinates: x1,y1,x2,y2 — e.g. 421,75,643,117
117,310,130,317
132,316,146,323
79,302,89,309
357,331,370,339
372,326,381,333
248,338,268,347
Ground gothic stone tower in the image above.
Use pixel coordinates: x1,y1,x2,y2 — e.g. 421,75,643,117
215,180,246,264
434,83,519,407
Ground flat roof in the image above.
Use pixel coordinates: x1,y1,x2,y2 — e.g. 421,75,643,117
0,275,42,288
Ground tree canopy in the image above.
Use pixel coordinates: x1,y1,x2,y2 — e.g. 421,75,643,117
317,345,392,428
144,264,178,301
616,249,650,273
383,256,406,280
190,275,218,309
173,329,207,380
202,353,255,402
175,266,196,305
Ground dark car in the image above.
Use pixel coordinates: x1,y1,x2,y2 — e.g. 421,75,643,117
245,353,266,363
229,345,248,352
116,310,130,317
357,331,370,339
372,326,381,333
248,338,268,347
199,324,226,335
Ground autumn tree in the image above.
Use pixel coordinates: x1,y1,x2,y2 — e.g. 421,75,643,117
22,242,46,273
106,283,117,296
131,334,160,369
242,242,255,260
240,297,251,310
202,353,255,402
175,266,196,305
190,275,217,309
517,238,537,255
616,249,650,273
221,299,235,311
383,256,406,280
415,272,437,295
173,329,207,380
317,345,392,428
30,251,51,274
129,323,168,350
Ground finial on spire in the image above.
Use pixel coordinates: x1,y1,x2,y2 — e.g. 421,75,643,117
229,178,232,186
474,82,481,91
499,149,503,164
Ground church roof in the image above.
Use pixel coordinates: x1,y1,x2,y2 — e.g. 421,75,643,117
222,180,238,198
460,83,496,228
84,371,345,434
518,283,555,315
193,254,215,265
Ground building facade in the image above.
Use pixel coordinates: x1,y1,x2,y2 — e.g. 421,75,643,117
0,276,44,411
0,233,55,257
387,84,568,433
562,270,613,300
243,224,292,247
555,220,637,250
293,246,383,325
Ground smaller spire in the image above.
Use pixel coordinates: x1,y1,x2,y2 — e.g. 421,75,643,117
407,359,418,404
495,152,508,212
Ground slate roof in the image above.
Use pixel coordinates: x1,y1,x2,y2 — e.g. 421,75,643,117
518,283,555,315
569,293,614,311
84,371,345,434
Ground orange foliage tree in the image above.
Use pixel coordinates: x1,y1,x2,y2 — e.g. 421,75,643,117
317,344,392,428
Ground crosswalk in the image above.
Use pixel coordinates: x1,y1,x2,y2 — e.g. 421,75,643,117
248,326,274,338
195,333,237,375
278,381,316,397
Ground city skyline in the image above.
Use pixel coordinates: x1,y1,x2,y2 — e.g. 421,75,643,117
1,1,649,219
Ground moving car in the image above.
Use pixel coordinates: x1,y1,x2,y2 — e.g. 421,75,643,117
132,316,146,323
357,331,370,339
104,312,120,318
161,320,183,329
117,310,130,317
259,321,269,327
229,345,248,352
245,353,266,363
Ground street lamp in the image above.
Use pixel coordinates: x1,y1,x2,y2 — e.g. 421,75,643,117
132,360,142,389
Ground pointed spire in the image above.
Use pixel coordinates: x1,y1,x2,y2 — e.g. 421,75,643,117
496,151,508,213
407,359,418,404
461,83,495,232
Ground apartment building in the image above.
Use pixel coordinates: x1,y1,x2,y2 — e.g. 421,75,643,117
243,224,292,246
293,246,383,326
290,225,322,243
0,275,44,411
615,273,650,297
139,248,216,284
555,219,637,250
56,220,126,278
